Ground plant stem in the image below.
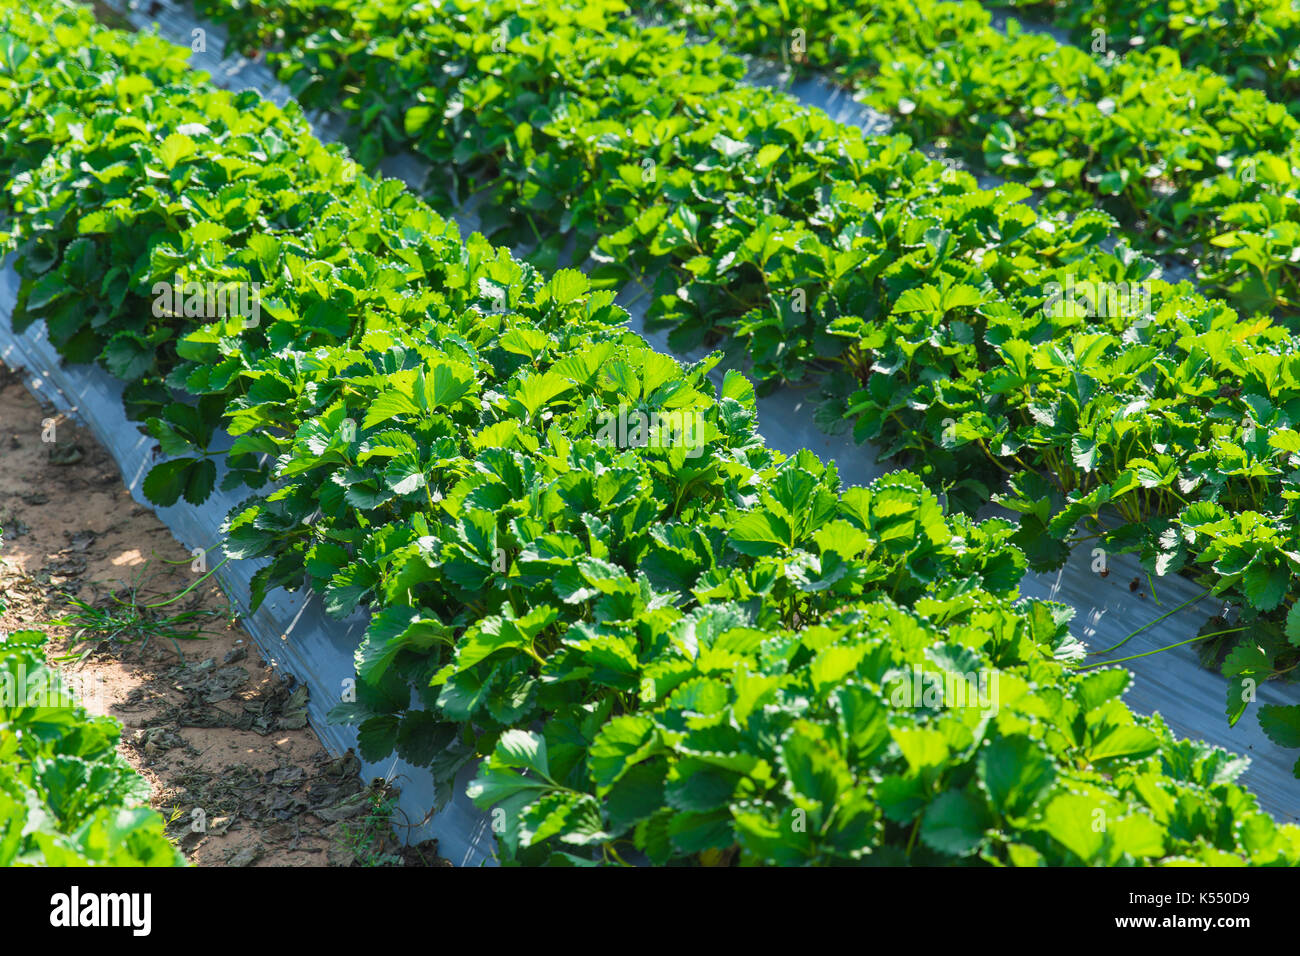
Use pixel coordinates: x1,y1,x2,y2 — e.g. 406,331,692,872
138,557,231,609
1074,627,1244,668
1090,586,1213,656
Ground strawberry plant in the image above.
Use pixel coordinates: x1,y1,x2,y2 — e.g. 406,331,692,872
638,0,1300,315
4,0,1300,863
994,0,1300,107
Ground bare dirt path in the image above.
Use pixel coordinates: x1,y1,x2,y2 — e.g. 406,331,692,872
0,363,447,866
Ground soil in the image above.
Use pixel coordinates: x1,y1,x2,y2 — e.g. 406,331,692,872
0,362,449,867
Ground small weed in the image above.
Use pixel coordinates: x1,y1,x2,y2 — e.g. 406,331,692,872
46,554,229,662
336,778,406,867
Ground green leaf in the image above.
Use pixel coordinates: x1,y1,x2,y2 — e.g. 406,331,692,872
543,268,590,305
421,359,476,412
524,791,609,847
496,729,551,779
1286,605,1300,646
1074,669,1130,712
467,765,551,807
357,715,400,763
1258,705,1300,748
891,727,949,772
920,790,990,856
1086,725,1161,763
753,143,784,169
362,390,421,429
1243,561,1289,612
720,369,755,408
395,711,458,767
1042,793,1106,863
404,104,437,136
589,716,661,796
728,510,792,556
1110,815,1165,860
1269,429,1300,454
157,132,197,170
141,458,216,506
780,727,851,808
978,736,1055,819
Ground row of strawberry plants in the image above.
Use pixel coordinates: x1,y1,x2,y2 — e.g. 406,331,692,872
0,533,183,865
191,0,1300,317
629,0,1300,317
25,4,1116,512
989,0,1300,106
156,0,1300,761
4,0,1299,863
